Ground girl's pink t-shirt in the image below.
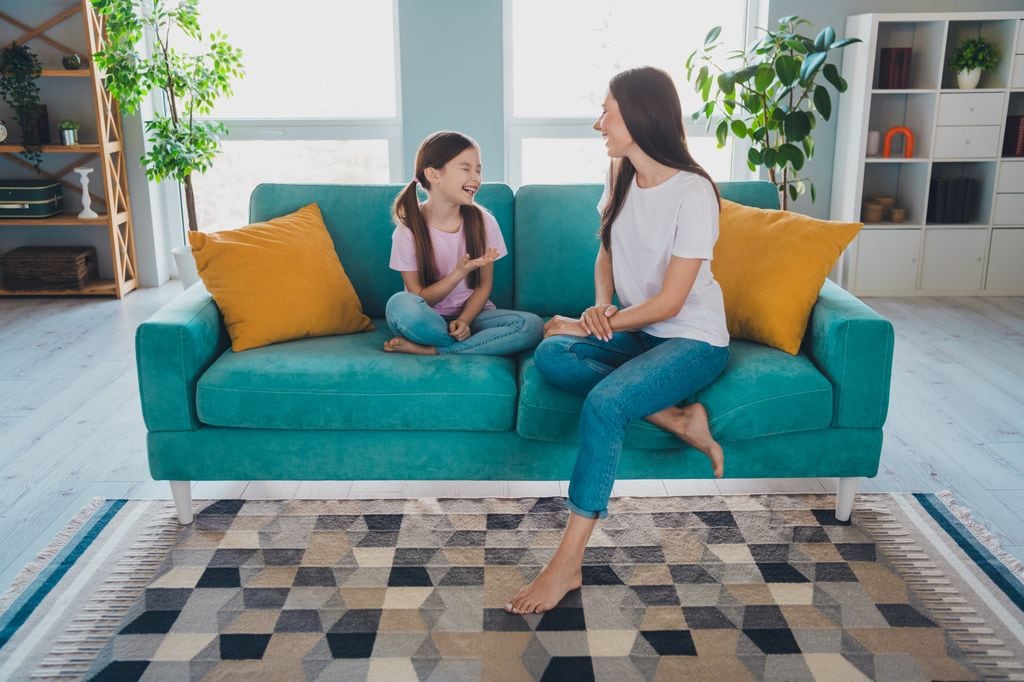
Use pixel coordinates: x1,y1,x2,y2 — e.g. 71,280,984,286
389,209,508,317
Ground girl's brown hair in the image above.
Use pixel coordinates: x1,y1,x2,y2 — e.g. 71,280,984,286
599,67,721,252
393,131,487,289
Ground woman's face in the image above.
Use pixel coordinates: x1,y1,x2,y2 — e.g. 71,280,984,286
593,93,633,158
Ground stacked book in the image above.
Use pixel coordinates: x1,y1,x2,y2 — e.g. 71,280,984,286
1003,115,1024,157
877,47,912,88
927,176,975,224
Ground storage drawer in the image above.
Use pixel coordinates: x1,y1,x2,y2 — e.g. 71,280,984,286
997,162,1024,193
993,193,1024,225
1013,54,1024,89
933,126,1000,158
936,93,1005,126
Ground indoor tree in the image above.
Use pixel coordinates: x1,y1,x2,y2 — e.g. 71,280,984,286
686,16,860,209
90,0,243,231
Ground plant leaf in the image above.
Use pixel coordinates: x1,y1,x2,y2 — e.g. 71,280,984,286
716,120,729,147
731,119,748,137
775,55,799,85
784,111,811,141
814,26,836,52
799,51,827,84
755,63,775,92
704,26,722,48
779,142,805,170
747,146,763,165
822,63,843,91
813,85,832,120
829,37,860,49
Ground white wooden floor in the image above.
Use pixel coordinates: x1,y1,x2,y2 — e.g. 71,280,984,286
1,283,1022,595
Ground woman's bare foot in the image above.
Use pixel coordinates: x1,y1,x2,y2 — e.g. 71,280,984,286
383,336,437,355
653,403,724,478
505,557,583,615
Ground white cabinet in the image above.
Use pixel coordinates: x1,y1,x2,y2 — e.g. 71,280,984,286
853,230,921,291
832,11,1024,295
920,229,987,289
987,229,1024,290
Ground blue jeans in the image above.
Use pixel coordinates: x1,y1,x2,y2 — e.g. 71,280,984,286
533,332,729,519
385,292,543,356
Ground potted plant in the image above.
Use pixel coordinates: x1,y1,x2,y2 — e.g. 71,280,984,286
0,41,44,167
58,119,79,145
686,16,860,209
950,37,999,90
90,0,243,287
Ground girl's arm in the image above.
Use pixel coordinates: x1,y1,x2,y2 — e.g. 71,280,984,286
607,256,701,331
456,262,493,327
400,248,498,306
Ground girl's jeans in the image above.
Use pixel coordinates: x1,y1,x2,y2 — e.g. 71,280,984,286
386,292,543,355
533,331,729,519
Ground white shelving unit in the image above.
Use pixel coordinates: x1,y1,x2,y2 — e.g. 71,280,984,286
831,11,1024,296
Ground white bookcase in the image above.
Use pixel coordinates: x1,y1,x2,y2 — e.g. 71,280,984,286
831,11,1024,296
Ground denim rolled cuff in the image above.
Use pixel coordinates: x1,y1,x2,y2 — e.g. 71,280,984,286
565,496,608,520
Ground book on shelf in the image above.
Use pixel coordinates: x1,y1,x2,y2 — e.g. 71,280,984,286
928,176,975,224
1003,115,1024,157
877,47,912,88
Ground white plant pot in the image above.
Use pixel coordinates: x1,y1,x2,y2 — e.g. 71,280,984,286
171,245,201,290
956,67,982,89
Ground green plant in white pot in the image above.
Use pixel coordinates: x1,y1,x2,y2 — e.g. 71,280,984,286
950,37,999,90
91,0,243,287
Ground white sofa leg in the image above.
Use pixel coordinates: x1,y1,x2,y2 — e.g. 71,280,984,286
835,477,859,522
170,480,193,525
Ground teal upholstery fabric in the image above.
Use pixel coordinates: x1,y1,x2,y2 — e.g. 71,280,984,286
516,340,832,447
804,280,895,429
248,183,515,318
135,284,229,432
148,426,881,481
196,320,516,432
513,180,779,316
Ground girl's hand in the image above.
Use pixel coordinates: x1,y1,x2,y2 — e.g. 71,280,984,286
449,318,471,341
580,304,618,342
543,315,588,339
456,247,499,276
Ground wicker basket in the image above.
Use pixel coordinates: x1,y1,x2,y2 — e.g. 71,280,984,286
0,246,98,290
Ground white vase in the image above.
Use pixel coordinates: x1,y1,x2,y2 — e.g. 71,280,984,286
956,67,982,89
172,245,200,290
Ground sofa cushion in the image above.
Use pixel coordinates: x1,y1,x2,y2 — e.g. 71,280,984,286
249,184,514,318
516,340,833,447
196,320,517,431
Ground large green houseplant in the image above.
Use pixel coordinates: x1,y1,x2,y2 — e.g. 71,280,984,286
686,16,860,209
0,41,44,168
90,0,243,233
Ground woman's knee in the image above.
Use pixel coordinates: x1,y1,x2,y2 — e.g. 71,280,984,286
533,334,575,375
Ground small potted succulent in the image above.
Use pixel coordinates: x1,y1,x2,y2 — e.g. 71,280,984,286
950,37,1000,89
58,118,79,145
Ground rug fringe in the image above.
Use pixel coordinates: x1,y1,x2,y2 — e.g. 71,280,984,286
0,497,107,615
935,490,1024,583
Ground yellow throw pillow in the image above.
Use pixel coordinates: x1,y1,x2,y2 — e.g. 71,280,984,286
189,203,374,352
713,199,862,355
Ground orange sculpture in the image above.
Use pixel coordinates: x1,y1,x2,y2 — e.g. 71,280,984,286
883,126,914,158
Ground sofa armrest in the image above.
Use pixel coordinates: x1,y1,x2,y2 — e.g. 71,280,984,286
135,284,230,432
803,280,894,429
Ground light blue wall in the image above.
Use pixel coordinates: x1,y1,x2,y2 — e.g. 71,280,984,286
398,0,505,182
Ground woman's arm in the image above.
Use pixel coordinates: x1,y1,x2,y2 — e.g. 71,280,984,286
400,248,498,306
594,245,614,306
607,255,702,331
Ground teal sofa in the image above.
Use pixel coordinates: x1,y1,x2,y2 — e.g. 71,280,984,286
136,181,894,524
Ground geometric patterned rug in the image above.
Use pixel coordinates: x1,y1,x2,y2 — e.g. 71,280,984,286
1,493,1022,681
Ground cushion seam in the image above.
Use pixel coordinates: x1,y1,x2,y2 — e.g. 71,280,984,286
200,386,516,398
708,387,832,424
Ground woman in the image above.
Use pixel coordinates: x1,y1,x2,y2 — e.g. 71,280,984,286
505,66,730,615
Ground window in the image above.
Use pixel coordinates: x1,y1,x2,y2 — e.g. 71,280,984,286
506,0,753,185
183,0,401,231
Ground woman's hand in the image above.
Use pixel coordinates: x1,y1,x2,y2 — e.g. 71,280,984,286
456,247,499,276
580,304,618,342
449,318,471,341
543,315,588,339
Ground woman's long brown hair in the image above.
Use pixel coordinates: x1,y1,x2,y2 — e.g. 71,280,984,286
393,131,487,289
599,67,721,252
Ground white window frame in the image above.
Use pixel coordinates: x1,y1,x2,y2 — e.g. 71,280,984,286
161,0,404,248
503,0,765,187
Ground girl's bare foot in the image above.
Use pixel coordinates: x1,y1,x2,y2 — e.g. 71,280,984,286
505,557,583,615
383,336,437,355
654,403,724,478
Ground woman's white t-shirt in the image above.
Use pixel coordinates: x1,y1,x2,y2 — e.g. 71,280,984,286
598,169,729,347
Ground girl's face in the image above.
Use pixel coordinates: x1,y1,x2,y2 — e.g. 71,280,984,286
593,93,633,158
426,146,482,205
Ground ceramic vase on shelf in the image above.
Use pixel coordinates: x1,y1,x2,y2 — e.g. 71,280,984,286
957,67,982,89
73,166,99,219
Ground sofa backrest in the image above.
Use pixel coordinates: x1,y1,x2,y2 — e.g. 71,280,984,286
513,180,779,316
249,183,515,318
248,180,778,319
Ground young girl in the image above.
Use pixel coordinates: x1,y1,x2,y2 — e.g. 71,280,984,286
505,67,730,615
385,131,542,356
